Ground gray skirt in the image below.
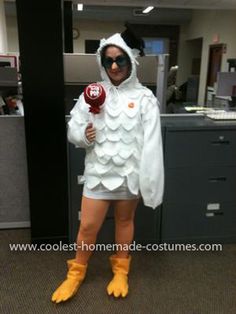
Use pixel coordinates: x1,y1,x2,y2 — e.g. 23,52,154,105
83,182,140,200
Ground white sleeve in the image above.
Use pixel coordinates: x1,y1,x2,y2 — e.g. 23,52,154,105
139,94,164,209
67,94,93,148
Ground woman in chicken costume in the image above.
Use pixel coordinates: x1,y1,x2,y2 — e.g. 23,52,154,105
52,24,164,303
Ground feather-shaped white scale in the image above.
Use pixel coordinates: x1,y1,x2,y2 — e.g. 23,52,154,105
101,176,125,190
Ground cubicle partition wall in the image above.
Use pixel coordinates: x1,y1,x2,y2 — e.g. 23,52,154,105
63,53,159,85
0,117,30,229
0,67,18,96
64,54,101,114
63,53,165,114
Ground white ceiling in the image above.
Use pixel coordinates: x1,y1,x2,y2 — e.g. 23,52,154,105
72,0,236,10
4,0,236,9
70,0,236,25
4,0,236,25
70,0,236,24
72,6,191,25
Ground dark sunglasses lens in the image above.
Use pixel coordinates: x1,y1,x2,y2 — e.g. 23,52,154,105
115,56,129,67
103,55,129,68
103,57,113,69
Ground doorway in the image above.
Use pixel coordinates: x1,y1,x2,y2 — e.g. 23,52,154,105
207,44,224,87
206,44,224,105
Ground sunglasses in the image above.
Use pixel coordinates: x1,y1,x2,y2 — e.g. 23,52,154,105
102,55,130,69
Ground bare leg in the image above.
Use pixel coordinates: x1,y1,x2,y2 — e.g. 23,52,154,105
75,196,110,264
51,196,110,303
106,199,139,298
113,199,139,258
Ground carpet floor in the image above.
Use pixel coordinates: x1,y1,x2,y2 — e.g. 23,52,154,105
0,229,236,314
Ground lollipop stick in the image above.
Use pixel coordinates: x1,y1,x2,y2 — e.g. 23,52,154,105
89,112,94,125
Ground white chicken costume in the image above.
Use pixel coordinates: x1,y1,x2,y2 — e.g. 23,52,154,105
68,33,164,209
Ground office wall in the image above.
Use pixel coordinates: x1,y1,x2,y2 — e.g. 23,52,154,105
5,15,19,52
6,14,123,54
177,10,236,105
5,9,236,105
73,19,123,53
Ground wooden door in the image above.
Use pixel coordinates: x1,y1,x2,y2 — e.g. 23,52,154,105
207,44,224,87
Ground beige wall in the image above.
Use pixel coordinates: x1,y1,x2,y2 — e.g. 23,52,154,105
6,10,236,105
6,15,19,52
0,0,8,52
6,16,123,54
177,10,236,105
73,19,124,53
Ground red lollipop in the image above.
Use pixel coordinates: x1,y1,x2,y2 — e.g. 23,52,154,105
84,83,106,114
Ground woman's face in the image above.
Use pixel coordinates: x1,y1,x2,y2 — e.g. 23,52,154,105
103,46,131,86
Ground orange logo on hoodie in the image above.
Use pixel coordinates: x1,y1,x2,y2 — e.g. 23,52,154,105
128,102,135,108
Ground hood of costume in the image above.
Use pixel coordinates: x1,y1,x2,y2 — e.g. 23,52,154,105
96,33,140,89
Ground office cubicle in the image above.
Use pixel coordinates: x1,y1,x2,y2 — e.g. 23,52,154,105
63,53,160,114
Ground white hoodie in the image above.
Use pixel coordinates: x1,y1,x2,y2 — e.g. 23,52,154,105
68,33,164,209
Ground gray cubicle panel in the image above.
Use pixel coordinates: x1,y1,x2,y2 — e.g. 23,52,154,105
63,53,158,86
216,71,236,97
63,54,158,114
67,142,161,245
0,67,18,86
0,117,30,229
64,54,101,84
136,55,158,86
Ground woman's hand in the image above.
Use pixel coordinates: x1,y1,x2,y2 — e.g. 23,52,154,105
85,123,96,143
